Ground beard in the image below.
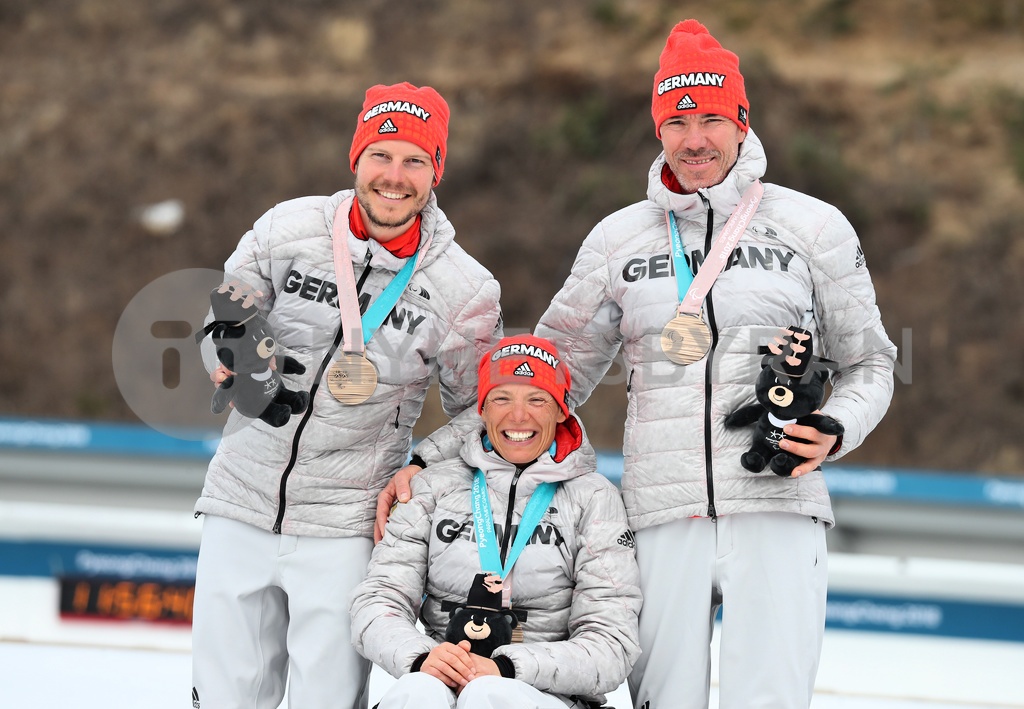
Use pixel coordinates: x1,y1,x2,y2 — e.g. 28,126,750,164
667,144,740,193
354,178,429,230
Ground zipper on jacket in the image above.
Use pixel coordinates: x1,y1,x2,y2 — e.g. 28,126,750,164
393,406,401,429
272,251,373,534
701,199,719,521
498,465,526,566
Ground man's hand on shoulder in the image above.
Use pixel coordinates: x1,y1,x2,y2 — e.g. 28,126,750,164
374,463,422,543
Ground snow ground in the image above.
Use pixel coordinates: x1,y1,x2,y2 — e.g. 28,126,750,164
3,574,1021,709
2,639,1014,709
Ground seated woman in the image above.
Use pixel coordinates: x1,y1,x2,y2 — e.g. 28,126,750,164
350,334,642,709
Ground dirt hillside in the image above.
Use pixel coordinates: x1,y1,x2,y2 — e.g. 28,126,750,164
2,0,1023,474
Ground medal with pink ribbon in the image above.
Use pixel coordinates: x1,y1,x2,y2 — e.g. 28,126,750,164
660,181,764,365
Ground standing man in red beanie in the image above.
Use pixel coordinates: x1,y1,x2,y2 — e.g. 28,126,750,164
191,82,502,709
536,19,896,709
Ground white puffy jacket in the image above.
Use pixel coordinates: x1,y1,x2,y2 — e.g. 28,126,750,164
196,190,502,538
536,130,896,531
350,417,642,705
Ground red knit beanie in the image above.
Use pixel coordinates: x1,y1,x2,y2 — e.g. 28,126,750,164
478,335,572,418
651,19,749,137
349,82,450,186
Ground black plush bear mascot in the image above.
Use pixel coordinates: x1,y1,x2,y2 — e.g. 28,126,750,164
724,327,844,477
444,573,519,658
195,282,309,428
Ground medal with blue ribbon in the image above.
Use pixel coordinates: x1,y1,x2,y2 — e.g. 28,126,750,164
327,197,433,404
471,458,558,594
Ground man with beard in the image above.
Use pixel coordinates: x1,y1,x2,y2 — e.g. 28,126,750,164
535,19,895,709
191,82,502,709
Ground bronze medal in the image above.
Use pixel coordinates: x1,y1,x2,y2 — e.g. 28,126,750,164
661,314,712,365
327,353,378,405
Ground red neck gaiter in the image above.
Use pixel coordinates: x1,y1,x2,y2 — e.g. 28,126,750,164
661,162,688,194
349,202,422,259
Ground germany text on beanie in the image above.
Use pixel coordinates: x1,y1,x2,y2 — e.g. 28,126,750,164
651,19,749,137
349,82,450,186
478,335,572,418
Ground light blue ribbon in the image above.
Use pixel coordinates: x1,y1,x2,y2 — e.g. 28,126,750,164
359,255,418,344
667,211,695,302
472,460,557,579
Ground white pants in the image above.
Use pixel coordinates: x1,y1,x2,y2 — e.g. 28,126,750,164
376,673,584,709
191,515,373,709
628,512,828,709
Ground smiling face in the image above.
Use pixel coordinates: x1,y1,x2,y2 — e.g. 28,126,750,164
481,383,567,465
353,139,434,241
659,113,746,193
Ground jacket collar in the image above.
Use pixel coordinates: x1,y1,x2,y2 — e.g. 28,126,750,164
647,128,768,221
324,189,456,272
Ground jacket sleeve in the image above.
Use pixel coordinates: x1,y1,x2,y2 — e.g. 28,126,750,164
412,277,503,465
535,223,624,409
411,407,483,467
349,477,438,675
492,482,643,696
808,209,896,457
223,206,280,312
200,207,280,372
